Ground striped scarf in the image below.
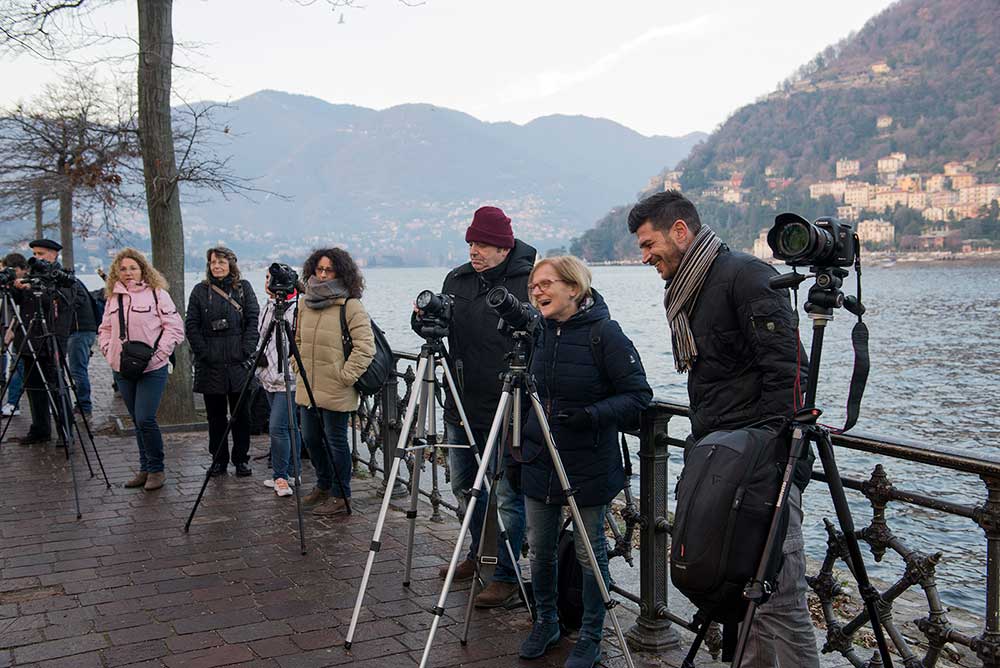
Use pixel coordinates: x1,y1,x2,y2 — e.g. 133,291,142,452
663,226,723,372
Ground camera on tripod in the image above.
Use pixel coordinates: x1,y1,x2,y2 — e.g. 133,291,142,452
26,257,76,290
268,262,299,299
487,286,540,335
767,213,855,268
413,290,453,339
0,267,18,289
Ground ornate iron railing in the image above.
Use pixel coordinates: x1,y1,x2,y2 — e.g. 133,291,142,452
352,354,1000,668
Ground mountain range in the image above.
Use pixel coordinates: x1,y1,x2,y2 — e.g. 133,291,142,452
571,0,1000,261
172,91,704,265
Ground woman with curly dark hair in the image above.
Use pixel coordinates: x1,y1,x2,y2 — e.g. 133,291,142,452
295,247,374,516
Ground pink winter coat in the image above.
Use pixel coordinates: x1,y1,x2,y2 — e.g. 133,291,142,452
98,281,185,374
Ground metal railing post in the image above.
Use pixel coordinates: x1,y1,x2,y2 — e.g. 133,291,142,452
975,474,1000,668
626,407,680,651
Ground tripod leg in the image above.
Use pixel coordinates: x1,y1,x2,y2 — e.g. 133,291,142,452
185,321,275,532
527,390,635,668
403,358,435,587
0,338,32,446
418,390,512,668
345,354,432,649
55,343,110,487
814,431,894,667
276,320,308,555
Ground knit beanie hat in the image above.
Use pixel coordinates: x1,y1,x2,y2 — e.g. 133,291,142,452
465,206,514,249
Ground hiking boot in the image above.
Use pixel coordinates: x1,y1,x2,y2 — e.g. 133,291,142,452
438,558,476,581
235,462,252,477
274,478,293,497
564,637,601,668
519,621,561,659
312,497,348,516
143,472,165,491
209,461,227,477
301,487,330,507
474,580,520,608
124,472,148,488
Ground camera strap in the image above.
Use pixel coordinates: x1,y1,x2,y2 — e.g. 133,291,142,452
842,320,869,433
210,284,243,314
117,292,164,349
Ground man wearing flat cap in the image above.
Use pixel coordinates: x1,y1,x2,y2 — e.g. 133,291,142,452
421,206,537,607
9,239,76,445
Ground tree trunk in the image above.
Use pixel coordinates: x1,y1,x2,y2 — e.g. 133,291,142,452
58,188,74,268
136,0,195,423
34,194,43,239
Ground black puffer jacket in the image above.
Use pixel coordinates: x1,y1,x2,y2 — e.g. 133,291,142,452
520,290,652,507
440,240,536,431
685,249,808,440
185,278,260,394
70,278,98,333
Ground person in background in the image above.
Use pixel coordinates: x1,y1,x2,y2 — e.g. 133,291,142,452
1,253,28,417
185,246,260,478
256,268,303,498
97,248,184,491
295,248,374,517
66,266,100,417
516,255,651,668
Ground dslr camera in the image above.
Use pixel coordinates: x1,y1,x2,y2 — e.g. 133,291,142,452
413,290,454,339
210,318,230,332
268,262,299,298
0,266,18,289
26,257,76,290
767,214,856,268
487,286,540,335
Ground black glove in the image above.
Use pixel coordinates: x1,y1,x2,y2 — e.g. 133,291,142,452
555,407,593,431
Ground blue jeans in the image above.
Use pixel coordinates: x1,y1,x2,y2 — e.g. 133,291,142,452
3,358,24,406
266,391,303,481
67,331,96,413
526,497,610,642
300,407,351,497
114,366,169,473
445,423,525,583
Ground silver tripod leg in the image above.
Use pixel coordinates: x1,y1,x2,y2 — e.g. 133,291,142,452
418,389,512,668
345,353,432,649
528,390,635,668
403,355,437,587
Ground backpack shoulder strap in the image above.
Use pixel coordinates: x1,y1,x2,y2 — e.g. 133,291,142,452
339,297,353,355
588,319,609,383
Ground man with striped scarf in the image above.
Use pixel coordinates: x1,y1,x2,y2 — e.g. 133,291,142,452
628,190,818,668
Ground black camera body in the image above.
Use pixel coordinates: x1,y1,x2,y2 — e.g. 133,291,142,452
413,290,454,339
767,214,856,268
487,286,540,335
268,262,298,298
0,266,18,289
210,318,230,332
26,257,76,290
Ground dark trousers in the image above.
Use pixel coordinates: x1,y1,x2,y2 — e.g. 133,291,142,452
204,391,251,467
24,356,68,440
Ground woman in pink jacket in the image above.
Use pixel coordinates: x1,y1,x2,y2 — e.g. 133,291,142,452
98,248,185,491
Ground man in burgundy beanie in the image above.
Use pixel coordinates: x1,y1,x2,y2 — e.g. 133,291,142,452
417,205,536,608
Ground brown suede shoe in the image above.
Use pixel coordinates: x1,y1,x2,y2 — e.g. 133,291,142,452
439,558,476,581
144,472,165,491
301,487,330,508
474,580,520,608
124,472,148,488
312,497,348,516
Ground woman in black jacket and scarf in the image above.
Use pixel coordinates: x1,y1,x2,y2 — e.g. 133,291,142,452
185,247,260,477
516,256,652,668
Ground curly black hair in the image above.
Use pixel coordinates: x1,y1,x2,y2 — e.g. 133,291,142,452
302,247,365,299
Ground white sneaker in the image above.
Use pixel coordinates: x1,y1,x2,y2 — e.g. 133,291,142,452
274,478,293,497
2,404,19,417
263,478,275,488
264,477,296,489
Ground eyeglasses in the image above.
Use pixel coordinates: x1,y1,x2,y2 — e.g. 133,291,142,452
528,279,565,292
315,266,335,276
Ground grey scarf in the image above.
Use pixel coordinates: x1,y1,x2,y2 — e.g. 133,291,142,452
304,276,350,310
663,226,723,372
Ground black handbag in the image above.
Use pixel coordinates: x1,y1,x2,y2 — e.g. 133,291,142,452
117,292,163,381
339,298,393,396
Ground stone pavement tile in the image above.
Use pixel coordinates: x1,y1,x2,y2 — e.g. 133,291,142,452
161,643,255,668
32,650,106,668
249,635,300,658
11,633,108,664
100,639,171,667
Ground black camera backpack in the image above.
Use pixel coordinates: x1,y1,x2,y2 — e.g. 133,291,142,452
670,420,791,625
339,298,393,397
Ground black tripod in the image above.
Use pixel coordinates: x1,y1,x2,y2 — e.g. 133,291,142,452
0,286,111,517
183,295,351,554
419,329,635,668
681,265,893,667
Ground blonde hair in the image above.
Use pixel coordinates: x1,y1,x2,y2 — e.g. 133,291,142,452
529,255,592,307
105,248,168,296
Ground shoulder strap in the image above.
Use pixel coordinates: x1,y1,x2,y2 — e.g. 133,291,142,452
339,297,353,357
589,319,609,383
117,294,127,342
210,283,243,313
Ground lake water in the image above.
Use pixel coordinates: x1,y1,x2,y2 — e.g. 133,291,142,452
83,259,1000,614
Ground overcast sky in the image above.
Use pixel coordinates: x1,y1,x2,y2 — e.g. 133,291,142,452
0,0,897,137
